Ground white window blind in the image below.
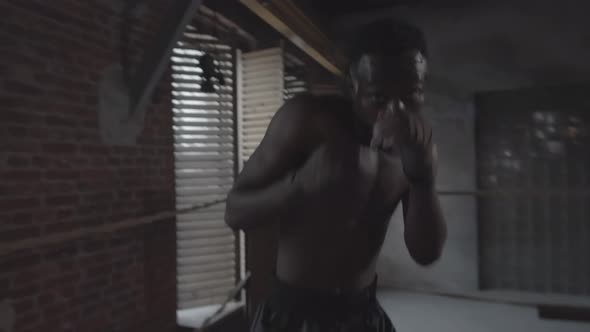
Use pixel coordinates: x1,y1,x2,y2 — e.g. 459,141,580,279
238,48,285,168
283,53,308,100
172,29,238,310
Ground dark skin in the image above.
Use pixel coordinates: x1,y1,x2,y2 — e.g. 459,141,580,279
225,49,447,291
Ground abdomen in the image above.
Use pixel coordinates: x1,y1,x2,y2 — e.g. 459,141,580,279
276,213,390,290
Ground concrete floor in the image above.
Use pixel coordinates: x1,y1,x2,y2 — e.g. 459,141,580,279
177,291,590,331
378,290,590,332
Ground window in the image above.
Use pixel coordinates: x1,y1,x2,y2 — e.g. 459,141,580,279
173,32,310,313
476,89,590,295
172,28,239,309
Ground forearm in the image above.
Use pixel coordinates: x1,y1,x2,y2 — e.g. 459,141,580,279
404,183,447,265
224,173,300,230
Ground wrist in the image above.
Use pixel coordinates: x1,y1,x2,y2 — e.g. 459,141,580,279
408,178,436,193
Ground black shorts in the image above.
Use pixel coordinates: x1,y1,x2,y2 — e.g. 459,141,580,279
250,276,395,332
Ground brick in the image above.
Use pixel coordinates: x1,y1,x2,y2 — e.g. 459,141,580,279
37,292,55,306
0,1,176,329
7,212,33,225
5,154,31,167
12,268,40,286
86,263,112,276
56,208,75,219
0,110,40,124
0,184,36,197
41,182,76,194
79,252,110,266
0,226,41,242
55,285,77,299
44,114,78,127
4,80,43,95
11,283,41,298
0,251,40,271
81,239,106,253
0,197,41,211
80,277,110,292
43,221,79,234
43,244,78,261
43,272,81,288
42,142,78,154
44,169,79,180
0,170,42,182
79,144,108,155
14,311,41,329
77,216,104,228
0,276,11,297
45,195,79,206
13,298,36,313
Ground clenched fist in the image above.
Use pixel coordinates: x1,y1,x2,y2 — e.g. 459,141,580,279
370,101,437,185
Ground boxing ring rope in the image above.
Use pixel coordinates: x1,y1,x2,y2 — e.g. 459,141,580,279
4,188,587,255
4,189,588,330
1,198,228,255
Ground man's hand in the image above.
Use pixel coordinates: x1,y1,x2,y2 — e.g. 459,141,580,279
371,101,437,185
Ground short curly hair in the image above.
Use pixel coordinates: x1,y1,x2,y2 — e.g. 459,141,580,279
347,18,428,72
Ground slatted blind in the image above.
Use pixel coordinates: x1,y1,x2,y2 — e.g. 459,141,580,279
283,53,308,100
238,48,285,168
172,28,238,309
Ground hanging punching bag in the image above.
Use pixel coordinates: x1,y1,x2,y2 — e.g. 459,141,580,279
198,53,225,93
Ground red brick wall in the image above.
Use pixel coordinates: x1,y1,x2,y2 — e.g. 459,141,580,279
0,1,177,331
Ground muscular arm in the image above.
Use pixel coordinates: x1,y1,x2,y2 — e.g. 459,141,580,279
401,183,447,266
224,96,318,231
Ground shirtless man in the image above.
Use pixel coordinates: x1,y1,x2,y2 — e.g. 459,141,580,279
225,19,447,331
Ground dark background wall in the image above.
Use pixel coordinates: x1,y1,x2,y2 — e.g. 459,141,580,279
0,1,176,331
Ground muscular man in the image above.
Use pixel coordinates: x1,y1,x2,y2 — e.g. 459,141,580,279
225,19,447,331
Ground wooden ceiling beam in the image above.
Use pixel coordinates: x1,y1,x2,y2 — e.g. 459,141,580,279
239,0,347,77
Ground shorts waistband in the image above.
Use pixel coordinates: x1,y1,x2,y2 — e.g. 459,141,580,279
267,275,378,318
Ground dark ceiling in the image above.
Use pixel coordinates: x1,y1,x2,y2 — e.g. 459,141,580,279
297,0,416,16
